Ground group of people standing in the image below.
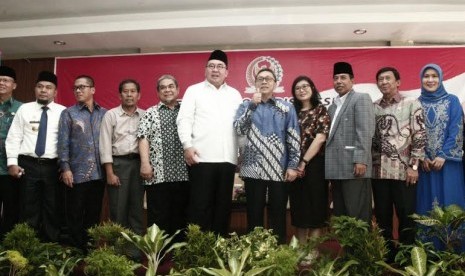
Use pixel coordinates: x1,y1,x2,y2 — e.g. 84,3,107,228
0,49,464,259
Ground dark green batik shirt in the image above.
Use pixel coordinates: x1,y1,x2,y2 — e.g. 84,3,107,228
0,97,22,175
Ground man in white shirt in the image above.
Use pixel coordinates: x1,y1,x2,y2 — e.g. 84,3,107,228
6,71,66,242
177,50,242,236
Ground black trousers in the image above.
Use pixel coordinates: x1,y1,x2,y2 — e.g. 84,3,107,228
145,181,189,241
65,180,104,250
244,178,289,244
0,175,20,240
372,179,416,246
187,162,236,236
17,155,60,242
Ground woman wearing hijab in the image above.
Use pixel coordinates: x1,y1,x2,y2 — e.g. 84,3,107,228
417,63,465,251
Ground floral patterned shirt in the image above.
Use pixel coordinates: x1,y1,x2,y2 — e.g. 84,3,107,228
372,93,426,180
298,103,330,157
137,102,188,185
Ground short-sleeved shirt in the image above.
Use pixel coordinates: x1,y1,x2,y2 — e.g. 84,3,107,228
298,103,330,156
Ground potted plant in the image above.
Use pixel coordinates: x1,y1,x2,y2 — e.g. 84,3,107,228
411,203,465,253
122,223,186,276
0,250,31,275
200,247,273,276
172,224,218,275
87,221,135,256
84,247,139,276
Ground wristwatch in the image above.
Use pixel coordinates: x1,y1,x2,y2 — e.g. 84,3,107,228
411,165,418,171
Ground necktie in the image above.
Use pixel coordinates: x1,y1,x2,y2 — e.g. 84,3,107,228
35,106,48,157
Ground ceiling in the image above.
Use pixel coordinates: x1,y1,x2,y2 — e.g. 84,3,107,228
1,0,465,60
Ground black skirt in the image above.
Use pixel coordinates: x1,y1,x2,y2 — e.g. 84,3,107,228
289,154,329,228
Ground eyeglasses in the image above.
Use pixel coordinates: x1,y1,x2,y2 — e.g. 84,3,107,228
0,77,14,83
294,84,311,92
206,63,226,70
73,85,92,91
255,76,275,83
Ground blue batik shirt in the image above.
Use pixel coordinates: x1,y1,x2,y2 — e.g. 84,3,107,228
58,103,107,184
234,97,300,182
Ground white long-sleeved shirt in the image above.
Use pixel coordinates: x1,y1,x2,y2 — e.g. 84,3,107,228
176,80,242,165
6,101,66,165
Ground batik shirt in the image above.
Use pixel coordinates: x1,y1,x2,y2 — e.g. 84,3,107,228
0,98,21,175
234,97,300,182
298,103,330,157
372,93,426,180
58,103,107,184
421,94,463,161
137,102,188,185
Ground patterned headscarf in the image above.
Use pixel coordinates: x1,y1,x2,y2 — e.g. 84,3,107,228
419,63,448,103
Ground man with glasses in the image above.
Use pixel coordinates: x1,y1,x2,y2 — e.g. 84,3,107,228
6,71,65,242
177,50,242,236
138,75,189,241
58,75,107,251
234,68,300,244
0,66,22,240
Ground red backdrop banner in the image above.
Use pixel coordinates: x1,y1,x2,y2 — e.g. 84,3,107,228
55,47,465,109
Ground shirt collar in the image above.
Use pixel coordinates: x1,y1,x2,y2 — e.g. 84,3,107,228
36,101,54,109
335,91,350,106
0,97,14,106
263,96,277,105
117,105,141,116
379,92,401,108
78,101,101,111
205,80,227,90
156,101,180,110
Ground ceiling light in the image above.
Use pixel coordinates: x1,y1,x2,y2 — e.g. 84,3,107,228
353,29,367,35
53,40,66,46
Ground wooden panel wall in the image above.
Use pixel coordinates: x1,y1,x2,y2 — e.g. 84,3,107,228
2,58,55,103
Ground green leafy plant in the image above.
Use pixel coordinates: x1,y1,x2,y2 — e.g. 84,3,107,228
2,223,41,255
307,258,358,276
122,223,186,276
0,250,31,276
172,224,218,275
329,216,388,275
429,250,465,275
377,246,441,276
384,241,465,276
254,243,299,275
87,221,135,255
84,247,139,276
2,223,83,275
32,243,83,275
40,256,82,276
411,203,465,253
215,227,278,268
200,247,273,276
